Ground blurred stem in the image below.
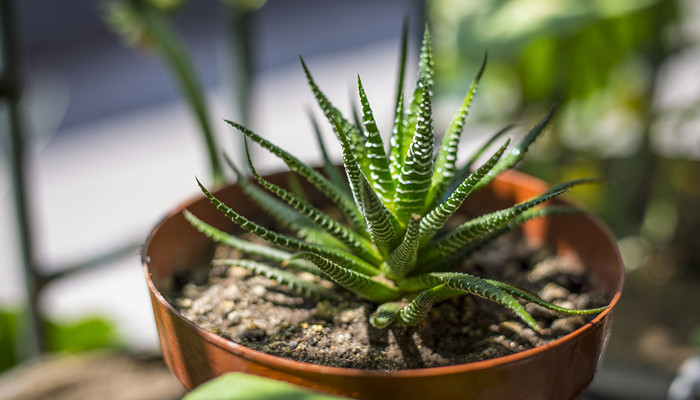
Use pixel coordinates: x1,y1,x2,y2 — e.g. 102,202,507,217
129,0,224,186
222,2,254,161
0,0,44,358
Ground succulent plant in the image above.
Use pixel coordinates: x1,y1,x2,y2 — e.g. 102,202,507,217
185,27,607,333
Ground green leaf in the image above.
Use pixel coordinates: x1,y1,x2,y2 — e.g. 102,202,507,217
357,74,394,203
418,184,573,265
396,27,434,175
369,285,450,329
393,78,435,221
394,18,409,124
224,155,344,248
369,302,401,329
358,173,400,258
244,143,382,265
196,178,380,276
183,372,349,400
476,107,555,190
453,124,514,187
384,214,421,279
288,252,401,303
213,259,342,301
426,206,584,272
419,138,510,245
308,110,348,193
427,53,487,209
184,210,324,276
397,284,445,326
399,272,540,332
300,56,366,166
328,116,367,217
225,120,366,230
387,18,409,181
389,92,407,179
484,280,608,315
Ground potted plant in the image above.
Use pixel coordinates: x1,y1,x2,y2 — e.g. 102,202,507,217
143,27,624,399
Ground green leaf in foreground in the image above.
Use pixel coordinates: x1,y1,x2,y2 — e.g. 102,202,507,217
184,372,349,400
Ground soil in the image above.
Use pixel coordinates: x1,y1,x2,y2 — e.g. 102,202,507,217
169,230,609,371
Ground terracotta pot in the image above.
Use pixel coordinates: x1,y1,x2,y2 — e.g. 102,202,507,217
142,169,624,400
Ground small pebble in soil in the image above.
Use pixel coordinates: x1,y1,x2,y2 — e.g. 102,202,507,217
176,298,192,308
550,316,586,335
250,285,267,298
226,312,240,324
539,282,569,302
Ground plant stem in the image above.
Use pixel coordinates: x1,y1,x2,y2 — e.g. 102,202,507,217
130,0,224,186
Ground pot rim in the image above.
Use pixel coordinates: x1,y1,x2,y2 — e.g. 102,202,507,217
142,169,624,378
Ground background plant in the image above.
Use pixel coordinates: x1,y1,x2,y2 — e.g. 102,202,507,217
186,27,607,332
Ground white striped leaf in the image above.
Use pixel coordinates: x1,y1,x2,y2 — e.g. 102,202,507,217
398,272,540,332
225,120,366,231
384,213,421,279
245,145,382,265
288,252,401,303
196,178,380,277
418,138,510,245
213,259,341,301
357,75,394,203
427,53,487,209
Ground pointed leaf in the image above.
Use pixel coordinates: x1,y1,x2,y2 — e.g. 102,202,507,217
419,138,510,245
358,174,400,258
224,155,345,248
454,124,514,186
244,144,382,265
184,210,323,276
427,53,487,209
476,107,555,190
357,74,394,203
484,280,608,315
394,79,435,221
399,272,540,331
225,120,366,230
300,56,366,163
308,110,348,192
213,259,342,301
418,186,573,265
384,214,421,279
397,27,434,172
288,252,401,303
418,206,583,274
196,178,380,276
329,116,366,213
394,18,409,122
389,92,406,179
386,17,409,180
369,302,401,329
397,284,445,326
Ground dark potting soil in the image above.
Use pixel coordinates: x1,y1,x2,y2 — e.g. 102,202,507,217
169,232,609,371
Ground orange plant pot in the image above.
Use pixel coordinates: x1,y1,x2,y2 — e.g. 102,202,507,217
142,169,624,400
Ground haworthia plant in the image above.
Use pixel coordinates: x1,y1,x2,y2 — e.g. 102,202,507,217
186,27,608,333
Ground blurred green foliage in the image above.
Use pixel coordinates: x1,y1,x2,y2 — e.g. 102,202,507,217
428,0,700,278
184,372,347,400
0,310,20,372
0,308,122,373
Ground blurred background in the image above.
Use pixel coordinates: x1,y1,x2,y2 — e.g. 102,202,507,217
1,0,698,398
